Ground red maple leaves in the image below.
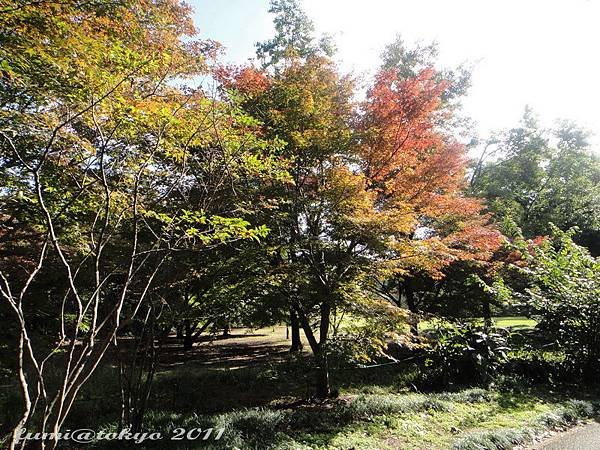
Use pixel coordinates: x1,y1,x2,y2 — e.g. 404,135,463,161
359,67,503,271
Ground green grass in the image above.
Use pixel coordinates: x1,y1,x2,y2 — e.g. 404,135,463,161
77,345,597,450
493,316,537,329
96,388,597,449
420,316,537,332
5,325,593,450
452,399,596,450
286,392,596,450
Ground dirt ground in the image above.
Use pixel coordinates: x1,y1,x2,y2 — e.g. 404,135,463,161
157,325,310,369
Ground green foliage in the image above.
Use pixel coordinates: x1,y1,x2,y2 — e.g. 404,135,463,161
472,112,600,254
256,0,335,68
326,298,408,366
424,322,511,387
517,226,600,377
380,34,472,105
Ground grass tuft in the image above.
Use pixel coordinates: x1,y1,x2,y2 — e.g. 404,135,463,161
452,399,598,450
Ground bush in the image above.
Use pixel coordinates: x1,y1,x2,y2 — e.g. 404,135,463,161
503,352,569,384
516,226,600,379
422,322,511,388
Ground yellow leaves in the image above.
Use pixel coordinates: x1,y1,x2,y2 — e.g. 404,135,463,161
143,210,174,225
299,90,315,114
381,238,448,279
142,209,270,246
289,130,308,149
325,166,371,209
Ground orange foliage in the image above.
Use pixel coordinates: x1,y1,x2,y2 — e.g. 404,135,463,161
360,67,503,275
216,65,271,97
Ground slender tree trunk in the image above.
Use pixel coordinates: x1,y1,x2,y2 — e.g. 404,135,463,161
192,320,212,340
222,322,230,337
404,279,419,336
315,300,331,398
482,297,492,327
315,349,330,398
293,301,332,398
183,319,193,351
182,319,211,351
290,306,303,352
130,308,157,434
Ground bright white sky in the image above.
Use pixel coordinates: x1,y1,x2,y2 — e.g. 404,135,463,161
191,0,600,146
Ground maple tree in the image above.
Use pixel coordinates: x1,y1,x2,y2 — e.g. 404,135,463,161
358,64,503,333
215,0,502,397
220,55,364,397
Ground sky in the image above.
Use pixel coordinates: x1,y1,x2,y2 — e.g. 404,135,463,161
190,0,600,146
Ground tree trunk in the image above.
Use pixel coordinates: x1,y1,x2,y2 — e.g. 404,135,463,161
315,300,331,398
315,350,330,398
222,322,230,337
482,297,492,327
293,301,332,398
183,319,193,351
404,280,419,336
290,307,303,352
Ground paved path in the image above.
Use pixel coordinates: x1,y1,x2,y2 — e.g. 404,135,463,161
530,422,600,450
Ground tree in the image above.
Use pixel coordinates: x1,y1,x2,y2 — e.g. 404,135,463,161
221,0,503,397
471,110,600,255
241,56,361,398
0,1,281,447
225,0,408,397
255,0,334,69
512,226,600,378
358,64,502,333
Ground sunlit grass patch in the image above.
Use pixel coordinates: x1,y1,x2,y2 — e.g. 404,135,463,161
419,316,537,332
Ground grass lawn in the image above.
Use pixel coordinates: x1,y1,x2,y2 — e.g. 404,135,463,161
33,325,594,450
493,316,537,329
419,316,537,332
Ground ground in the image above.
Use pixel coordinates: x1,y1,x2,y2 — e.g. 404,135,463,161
65,318,597,449
419,316,537,332
2,318,596,449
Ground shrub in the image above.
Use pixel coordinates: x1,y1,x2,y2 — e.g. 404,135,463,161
516,226,600,379
422,322,511,387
